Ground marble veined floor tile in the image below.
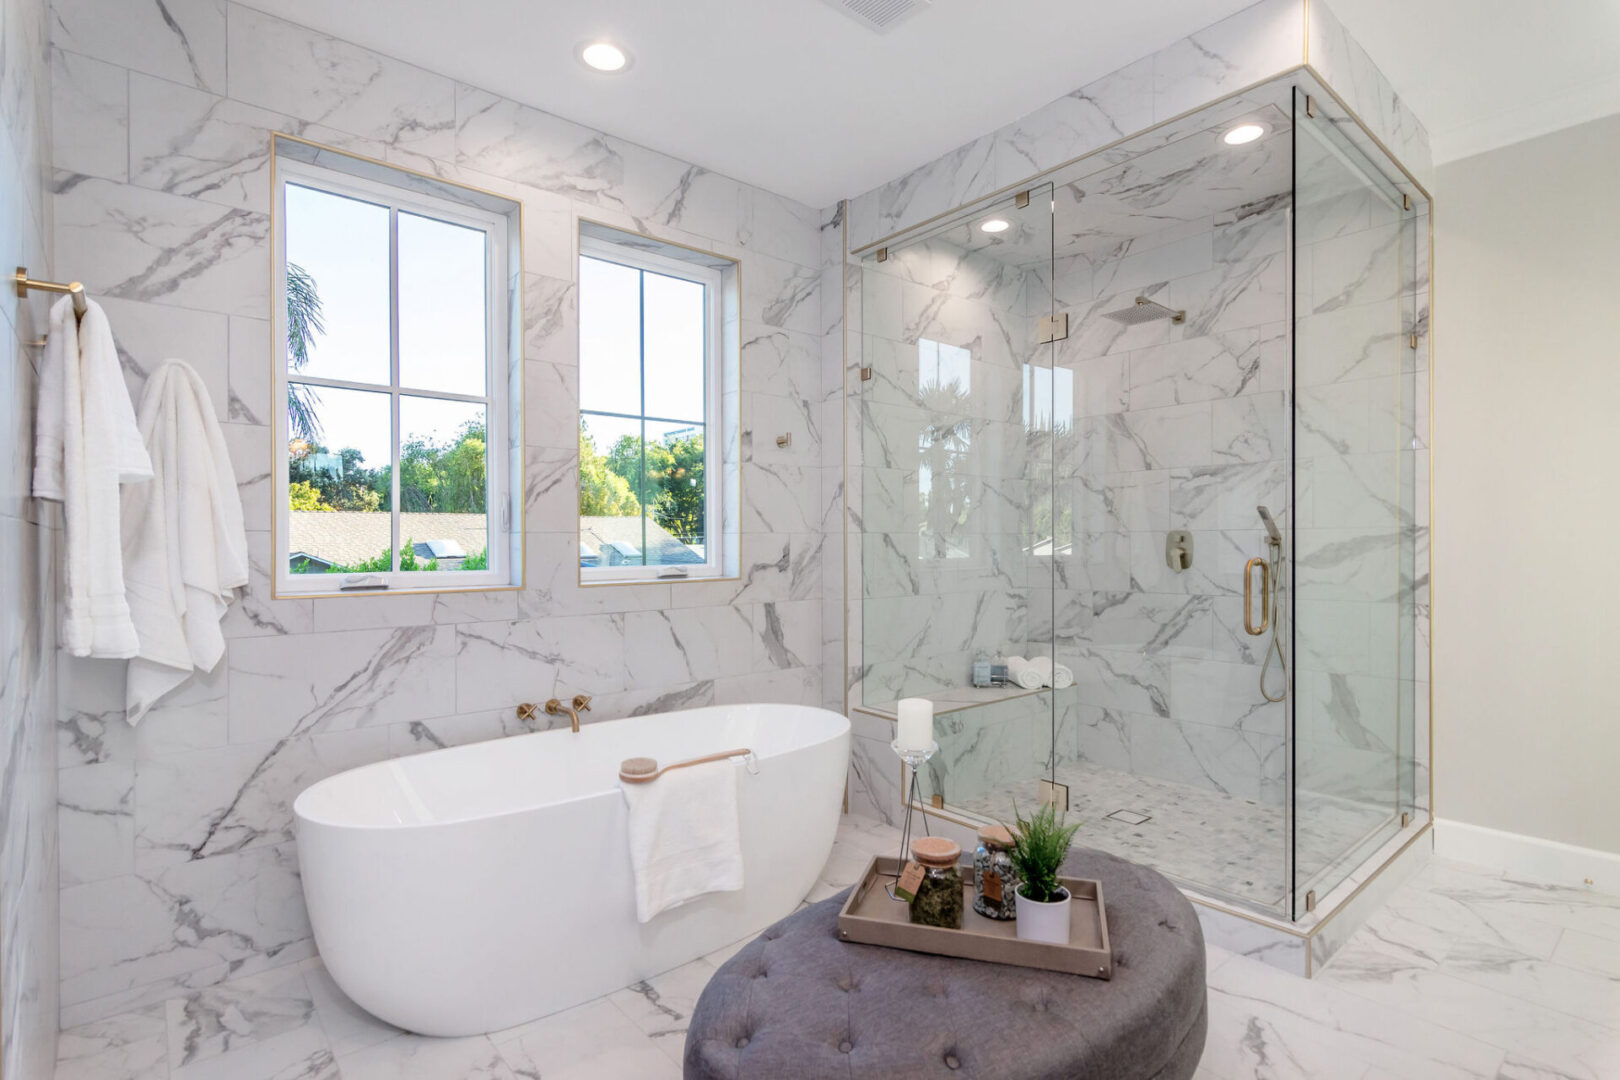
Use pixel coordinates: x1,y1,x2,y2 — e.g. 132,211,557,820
56,1007,169,1080
164,963,316,1069
1315,938,1620,1080
168,1023,337,1080
53,813,1620,1080
336,1032,515,1080
1208,951,1507,1080
607,958,721,1067
495,998,680,1080
302,958,404,1058
1551,928,1620,979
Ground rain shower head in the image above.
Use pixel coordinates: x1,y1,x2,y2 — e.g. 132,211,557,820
1103,296,1186,325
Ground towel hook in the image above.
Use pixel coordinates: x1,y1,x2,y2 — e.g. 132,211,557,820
15,267,88,320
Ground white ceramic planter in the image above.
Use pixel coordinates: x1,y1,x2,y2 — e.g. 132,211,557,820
1014,885,1071,944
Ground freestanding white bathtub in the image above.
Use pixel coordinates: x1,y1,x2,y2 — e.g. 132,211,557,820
292,703,849,1037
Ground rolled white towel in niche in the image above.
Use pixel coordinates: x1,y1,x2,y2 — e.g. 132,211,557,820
1004,656,1045,690
1025,656,1075,690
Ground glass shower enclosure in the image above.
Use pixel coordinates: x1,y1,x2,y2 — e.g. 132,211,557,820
853,76,1428,919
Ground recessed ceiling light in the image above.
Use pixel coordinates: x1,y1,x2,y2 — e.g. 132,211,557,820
578,41,630,73
1222,123,1266,146
980,218,1010,234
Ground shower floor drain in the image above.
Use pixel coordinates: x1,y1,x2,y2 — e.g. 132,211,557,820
1105,809,1152,826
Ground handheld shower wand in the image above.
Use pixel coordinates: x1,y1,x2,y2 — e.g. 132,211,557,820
1248,505,1288,703
1257,504,1280,543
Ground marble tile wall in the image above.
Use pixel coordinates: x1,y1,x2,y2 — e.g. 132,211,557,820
46,0,837,1028
845,0,1309,251
1306,0,1433,190
844,0,1435,250
0,0,61,1071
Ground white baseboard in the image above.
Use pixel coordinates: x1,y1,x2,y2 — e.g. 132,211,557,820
1434,818,1620,893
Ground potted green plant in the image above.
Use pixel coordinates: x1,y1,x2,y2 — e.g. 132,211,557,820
1007,802,1082,944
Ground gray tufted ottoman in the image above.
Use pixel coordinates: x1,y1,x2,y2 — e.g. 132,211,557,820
685,846,1207,1080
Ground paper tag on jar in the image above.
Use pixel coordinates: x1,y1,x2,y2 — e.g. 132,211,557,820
984,871,1003,904
895,861,925,901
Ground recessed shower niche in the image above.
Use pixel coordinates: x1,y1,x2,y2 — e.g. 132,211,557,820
850,76,1429,923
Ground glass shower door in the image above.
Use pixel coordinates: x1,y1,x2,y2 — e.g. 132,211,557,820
856,185,1059,819
1291,87,1417,915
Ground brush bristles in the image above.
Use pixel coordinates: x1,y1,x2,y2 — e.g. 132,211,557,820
620,756,658,777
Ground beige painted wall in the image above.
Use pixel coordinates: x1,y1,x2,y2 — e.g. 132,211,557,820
1434,112,1620,854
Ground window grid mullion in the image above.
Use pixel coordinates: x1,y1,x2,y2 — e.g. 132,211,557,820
638,268,648,568
388,206,402,576
577,407,705,428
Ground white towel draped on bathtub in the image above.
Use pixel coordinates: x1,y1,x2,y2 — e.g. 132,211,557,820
621,758,745,923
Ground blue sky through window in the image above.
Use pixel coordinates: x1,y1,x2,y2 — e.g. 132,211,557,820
285,184,491,469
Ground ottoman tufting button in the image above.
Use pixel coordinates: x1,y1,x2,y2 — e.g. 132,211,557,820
839,1040,852,1053
944,1052,961,1069
735,1037,749,1049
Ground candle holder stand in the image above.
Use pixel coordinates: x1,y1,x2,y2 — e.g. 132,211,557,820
886,739,939,901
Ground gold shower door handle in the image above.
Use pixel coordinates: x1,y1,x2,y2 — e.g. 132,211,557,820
1244,557,1270,636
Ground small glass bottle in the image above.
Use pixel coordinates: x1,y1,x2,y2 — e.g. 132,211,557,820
973,825,1019,921
908,837,964,929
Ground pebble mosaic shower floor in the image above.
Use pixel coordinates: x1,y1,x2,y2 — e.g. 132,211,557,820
949,762,1394,909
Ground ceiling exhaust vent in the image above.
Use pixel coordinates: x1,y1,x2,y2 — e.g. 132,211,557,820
821,0,931,33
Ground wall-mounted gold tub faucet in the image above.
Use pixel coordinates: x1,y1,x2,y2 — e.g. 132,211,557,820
516,694,592,732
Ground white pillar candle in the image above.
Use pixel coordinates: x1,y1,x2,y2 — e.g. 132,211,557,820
896,698,934,753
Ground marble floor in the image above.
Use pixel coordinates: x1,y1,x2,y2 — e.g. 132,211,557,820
56,814,1620,1080
950,762,1395,910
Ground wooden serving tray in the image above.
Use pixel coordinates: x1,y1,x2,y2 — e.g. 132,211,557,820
836,854,1112,979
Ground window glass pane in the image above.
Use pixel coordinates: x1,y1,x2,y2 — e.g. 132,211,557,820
287,384,392,573
398,396,489,572
642,271,706,424
399,211,487,396
642,419,706,566
579,413,644,568
579,256,643,415
284,183,390,384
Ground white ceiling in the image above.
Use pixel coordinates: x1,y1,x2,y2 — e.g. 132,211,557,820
238,0,1257,207
1329,0,1620,166
241,0,1620,205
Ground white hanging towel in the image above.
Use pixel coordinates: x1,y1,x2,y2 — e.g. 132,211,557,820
32,295,152,657
121,360,248,724
620,759,745,923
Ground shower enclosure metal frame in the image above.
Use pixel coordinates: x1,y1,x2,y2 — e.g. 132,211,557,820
842,64,1433,930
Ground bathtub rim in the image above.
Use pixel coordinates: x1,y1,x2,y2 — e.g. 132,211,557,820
293,703,851,833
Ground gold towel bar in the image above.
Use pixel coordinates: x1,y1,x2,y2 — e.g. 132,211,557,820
15,266,88,320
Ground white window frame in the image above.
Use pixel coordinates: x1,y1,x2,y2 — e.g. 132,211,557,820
272,155,513,596
578,232,725,583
